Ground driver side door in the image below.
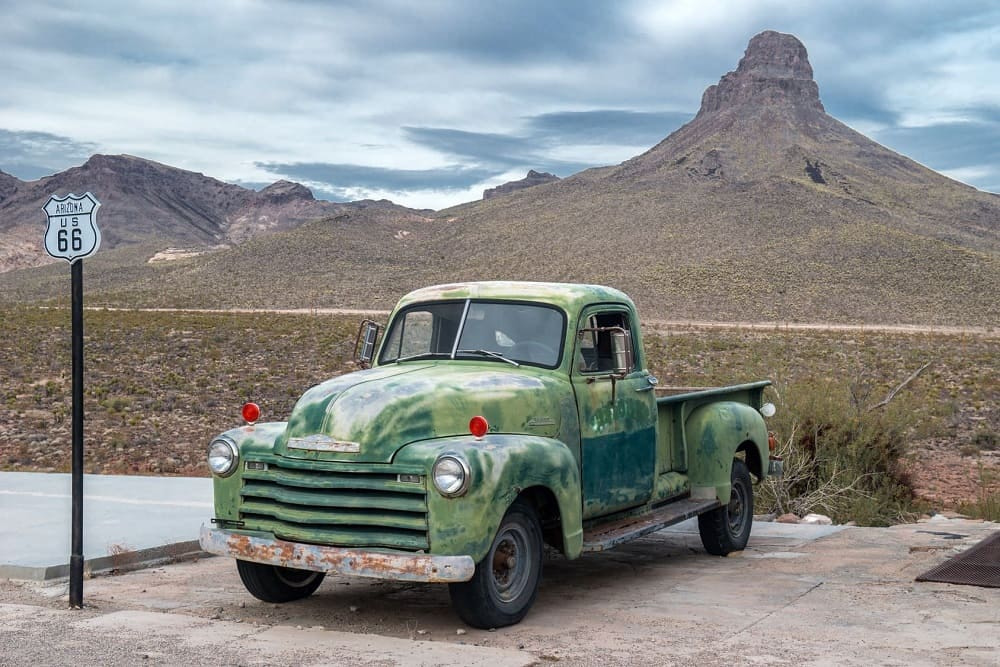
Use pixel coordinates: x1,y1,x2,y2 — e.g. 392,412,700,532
572,306,657,519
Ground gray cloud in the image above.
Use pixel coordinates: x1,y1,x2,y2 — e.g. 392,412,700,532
524,110,691,146
0,129,96,180
872,108,1000,192
401,109,690,178
402,128,531,166
322,0,628,64
7,11,195,66
255,161,498,195
259,107,687,197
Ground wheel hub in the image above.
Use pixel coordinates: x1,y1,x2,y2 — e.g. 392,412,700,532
489,527,530,603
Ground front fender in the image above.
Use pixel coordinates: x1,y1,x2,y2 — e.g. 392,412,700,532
685,402,768,505
395,434,583,562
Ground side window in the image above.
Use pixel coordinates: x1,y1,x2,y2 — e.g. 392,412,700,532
577,311,635,373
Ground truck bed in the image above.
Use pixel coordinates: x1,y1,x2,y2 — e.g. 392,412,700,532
651,380,771,488
655,380,771,405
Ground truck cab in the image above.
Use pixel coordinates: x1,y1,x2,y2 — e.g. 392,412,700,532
200,282,777,627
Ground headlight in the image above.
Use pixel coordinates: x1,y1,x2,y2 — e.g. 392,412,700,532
432,455,470,497
208,437,238,477
759,402,776,418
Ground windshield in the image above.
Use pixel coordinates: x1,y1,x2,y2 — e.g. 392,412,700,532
378,300,565,368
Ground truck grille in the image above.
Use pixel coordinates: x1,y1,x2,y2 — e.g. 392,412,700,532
239,460,429,551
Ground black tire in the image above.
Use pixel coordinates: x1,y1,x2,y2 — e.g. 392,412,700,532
448,498,543,628
236,560,325,603
698,458,753,556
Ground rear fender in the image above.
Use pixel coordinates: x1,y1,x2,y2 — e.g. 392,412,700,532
684,402,768,504
395,434,583,561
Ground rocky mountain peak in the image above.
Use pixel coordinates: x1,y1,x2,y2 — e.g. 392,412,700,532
483,170,560,199
82,153,154,171
257,180,314,204
697,30,823,117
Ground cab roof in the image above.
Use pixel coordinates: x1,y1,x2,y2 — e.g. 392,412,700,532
394,281,635,315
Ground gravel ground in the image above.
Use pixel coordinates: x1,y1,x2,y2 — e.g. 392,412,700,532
2,517,998,666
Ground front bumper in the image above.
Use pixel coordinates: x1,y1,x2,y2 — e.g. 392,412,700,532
199,524,475,583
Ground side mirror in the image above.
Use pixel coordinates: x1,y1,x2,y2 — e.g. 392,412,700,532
354,319,381,368
610,329,634,376
577,325,634,377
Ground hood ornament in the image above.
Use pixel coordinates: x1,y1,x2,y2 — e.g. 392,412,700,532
288,434,361,453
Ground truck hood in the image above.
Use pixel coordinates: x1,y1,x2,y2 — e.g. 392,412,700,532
277,362,573,462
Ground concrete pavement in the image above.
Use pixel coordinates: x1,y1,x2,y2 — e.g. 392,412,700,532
0,472,211,580
2,516,997,665
2,470,998,665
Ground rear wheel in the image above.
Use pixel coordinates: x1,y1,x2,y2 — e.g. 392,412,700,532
236,560,325,602
698,458,753,556
449,498,543,628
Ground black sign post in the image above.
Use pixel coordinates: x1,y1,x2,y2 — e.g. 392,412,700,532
69,260,84,607
43,193,102,609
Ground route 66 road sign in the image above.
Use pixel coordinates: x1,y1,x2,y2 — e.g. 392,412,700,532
43,192,102,263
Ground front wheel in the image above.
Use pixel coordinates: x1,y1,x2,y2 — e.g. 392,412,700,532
236,560,325,603
698,458,753,556
448,498,543,628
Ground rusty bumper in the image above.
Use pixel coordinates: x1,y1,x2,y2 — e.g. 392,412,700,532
199,525,475,583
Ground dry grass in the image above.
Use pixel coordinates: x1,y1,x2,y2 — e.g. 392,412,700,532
0,307,359,475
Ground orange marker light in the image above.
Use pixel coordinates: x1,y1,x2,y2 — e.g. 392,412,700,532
242,402,261,425
469,415,489,438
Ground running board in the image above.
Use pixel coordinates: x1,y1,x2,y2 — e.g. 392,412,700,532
581,498,721,552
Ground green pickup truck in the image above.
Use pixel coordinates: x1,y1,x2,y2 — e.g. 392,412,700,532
200,282,780,628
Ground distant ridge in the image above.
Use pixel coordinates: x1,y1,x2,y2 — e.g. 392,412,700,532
0,154,427,272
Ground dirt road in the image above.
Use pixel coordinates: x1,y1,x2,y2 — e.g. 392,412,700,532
3,518,997,666
72,306,998,338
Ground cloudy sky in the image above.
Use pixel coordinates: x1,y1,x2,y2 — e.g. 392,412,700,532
1,0,998,209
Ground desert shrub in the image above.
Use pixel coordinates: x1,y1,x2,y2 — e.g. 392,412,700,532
971,429,999,451
758,373,922,526
958,462,1000,522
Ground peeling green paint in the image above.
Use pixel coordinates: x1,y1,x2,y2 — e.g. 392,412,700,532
685,401,769,504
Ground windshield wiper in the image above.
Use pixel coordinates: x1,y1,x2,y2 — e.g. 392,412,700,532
389,352,449,364
455,349,520,367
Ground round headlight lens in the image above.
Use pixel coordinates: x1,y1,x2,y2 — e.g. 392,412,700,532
432,455,469,497
208,437,238,477
760,402,777,418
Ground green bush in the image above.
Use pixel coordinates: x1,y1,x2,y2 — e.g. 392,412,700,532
959,462,1000,522
758,374,921,526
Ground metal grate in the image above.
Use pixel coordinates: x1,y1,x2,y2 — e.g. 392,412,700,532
239,461,429,551
916,530,1000,588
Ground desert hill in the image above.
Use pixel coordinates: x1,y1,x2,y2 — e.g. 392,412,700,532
0,169,18,200
1,31,997,325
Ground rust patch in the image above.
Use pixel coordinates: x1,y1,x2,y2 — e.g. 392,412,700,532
200,524,474,583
